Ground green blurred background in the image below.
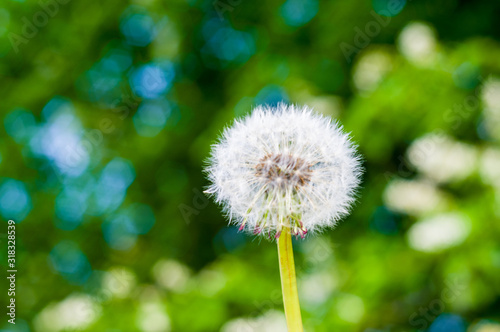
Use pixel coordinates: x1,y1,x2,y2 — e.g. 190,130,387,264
1,0,500,331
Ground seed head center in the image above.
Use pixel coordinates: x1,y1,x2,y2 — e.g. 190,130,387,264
256,153,312,190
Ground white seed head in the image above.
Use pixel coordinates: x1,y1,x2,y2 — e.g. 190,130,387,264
205,104,362,239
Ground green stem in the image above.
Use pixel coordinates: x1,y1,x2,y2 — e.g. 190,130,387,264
277,227,303,332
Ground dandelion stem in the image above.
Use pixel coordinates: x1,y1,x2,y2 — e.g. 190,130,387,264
277,226,303,332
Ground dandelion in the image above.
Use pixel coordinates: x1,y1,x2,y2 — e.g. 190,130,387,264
205,104,362,238
205,104,362,331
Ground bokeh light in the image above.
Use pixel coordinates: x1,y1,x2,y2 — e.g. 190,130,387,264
0,178,32,221
428,314,466,332
90,157,135,215
54,187,89,230
129,62,175,99
49,241,92,285
372,0,406,17
255,85,289,106
280,0,319,27
29,98,90,177
78,48,133,105
201,19,256,69
101,202,155,251
4,108,37,144
120,7,158,47
407,213,471,252
133,98,172,137
102,213,138,251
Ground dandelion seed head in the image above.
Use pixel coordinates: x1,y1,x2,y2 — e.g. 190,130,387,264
205,104,362,239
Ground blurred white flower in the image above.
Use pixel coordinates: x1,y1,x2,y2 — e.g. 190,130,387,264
397,22,437,65
152,259,191,292
471,320,500,332
205,104,362,239
335,294,365,323
384,179,448,215
34,294,101,332
479,147,500,188
481,77,500,140
301,95,342,119
136,301,171,332
407,134,477,183
299,272,337,307
102,266,136,299
482,77,500,110
407,213,471,252
221,310,287,332
197,268,227,297
353,48,393,92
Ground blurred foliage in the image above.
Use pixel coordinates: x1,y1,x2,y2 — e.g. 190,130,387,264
1,0,500,331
